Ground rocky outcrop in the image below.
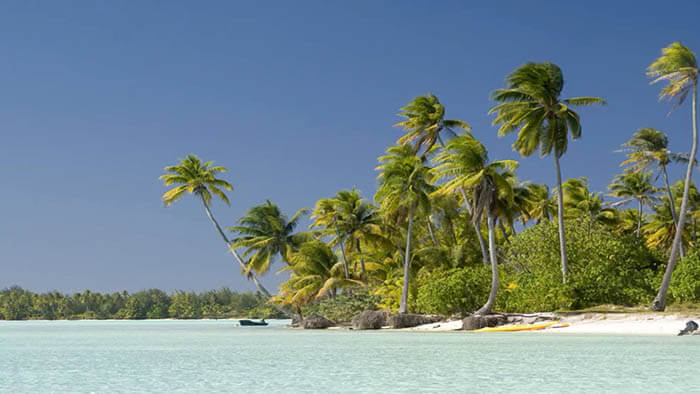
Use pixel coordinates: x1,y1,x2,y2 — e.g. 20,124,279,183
302,314,333,329
387,313,442,329
351,310,391,330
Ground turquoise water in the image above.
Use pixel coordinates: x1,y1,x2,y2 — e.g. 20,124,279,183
1,320,699,393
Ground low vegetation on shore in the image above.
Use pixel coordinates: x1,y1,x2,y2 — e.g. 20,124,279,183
0,287,280,320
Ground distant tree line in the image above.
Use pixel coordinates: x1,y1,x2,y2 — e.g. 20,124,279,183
0,286,282,320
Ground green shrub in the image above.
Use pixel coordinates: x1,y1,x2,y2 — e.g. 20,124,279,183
415,266,490,315
500,217,660,312
669,251,700,303
303,292,380,322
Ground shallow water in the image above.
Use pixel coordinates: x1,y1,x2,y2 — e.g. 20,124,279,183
1,320,698,393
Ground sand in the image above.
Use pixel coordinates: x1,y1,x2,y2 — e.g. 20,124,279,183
409,313,700,335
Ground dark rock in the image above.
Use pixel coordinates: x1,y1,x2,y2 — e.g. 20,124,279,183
387,313,441,329
678,320,699,336
302,314,333,329
462,314,508,330
351,310,390,330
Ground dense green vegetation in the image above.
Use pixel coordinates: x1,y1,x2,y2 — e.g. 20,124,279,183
0,287,280,320
154,42,699,320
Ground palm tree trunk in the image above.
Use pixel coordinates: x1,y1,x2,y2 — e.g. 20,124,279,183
662,165,684,258
652,83,698,311
476,213,499,315
200,199,273,299
637,199,643,237
426,216,438,247
554,155,569,283
399,204,415,314
334,218,350,279
356,240,366,275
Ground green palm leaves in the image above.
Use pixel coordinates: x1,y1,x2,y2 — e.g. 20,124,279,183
160,154,232,206
376,144,435,216
395,94,471,155
230,201,310,275
489,62,606,158
648,42,698,109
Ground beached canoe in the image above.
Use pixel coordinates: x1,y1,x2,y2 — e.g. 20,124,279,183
239,319,268,326
471,321,568,332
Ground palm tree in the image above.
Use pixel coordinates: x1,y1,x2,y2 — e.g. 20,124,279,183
276,240,360,316
432,134,498,265
394,94,471,155
311,189,383,278
607,172,657,236
159,154,274,299
489,62,606,283
560,177,619,226
229,200,310,275
376,144,435,313
648,43,699,311
525,183,556,224
439,135,517,315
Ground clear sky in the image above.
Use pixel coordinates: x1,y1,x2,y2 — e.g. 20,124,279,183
2,1,700,294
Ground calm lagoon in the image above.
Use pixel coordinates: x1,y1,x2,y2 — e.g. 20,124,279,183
1,320,698,393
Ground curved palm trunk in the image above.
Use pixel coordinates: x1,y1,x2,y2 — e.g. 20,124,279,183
554,155,569,283
426,216,438,247
334,218,350,279
399,204,415,314
476,213,499,315
200,199,274,299
652,84,697,311
637,199,643,237
662,166,684,258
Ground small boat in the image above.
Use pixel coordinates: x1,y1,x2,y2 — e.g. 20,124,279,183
470,320,567,332
239,319,268,326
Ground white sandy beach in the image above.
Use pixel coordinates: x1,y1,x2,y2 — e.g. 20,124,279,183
410,313,700,335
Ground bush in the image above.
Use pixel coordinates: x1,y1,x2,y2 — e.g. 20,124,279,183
415,266,490,315
669,251,700,303
500,217,660,312
304,292,380,322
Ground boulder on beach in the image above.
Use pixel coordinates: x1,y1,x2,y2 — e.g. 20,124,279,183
462,314,508,330
387,313,441,329
351,310,391,330
302,314,333,329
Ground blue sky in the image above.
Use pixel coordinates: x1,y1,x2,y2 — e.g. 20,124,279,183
1,1,699,293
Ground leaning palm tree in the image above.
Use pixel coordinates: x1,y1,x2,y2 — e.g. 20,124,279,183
432,134,496,265
648,42,699,311
437,135,517,315
159,154,273,299
229,200,310,276
376,144,435,313
489,62,605,283
394,94,471,155
607,172,658,237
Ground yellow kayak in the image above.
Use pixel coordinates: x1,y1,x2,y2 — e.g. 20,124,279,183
471,320,568,332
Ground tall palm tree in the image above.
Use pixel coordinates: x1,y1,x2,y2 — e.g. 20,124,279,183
439,135,517,315
489,62,606,283
648,43,699,311
376,144,435,313
394,94,471,155
607,172,658,236
159,154,274,299
229,200,309,275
